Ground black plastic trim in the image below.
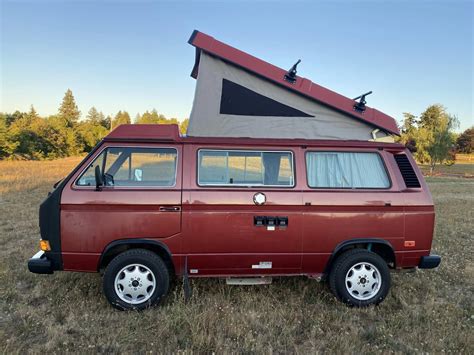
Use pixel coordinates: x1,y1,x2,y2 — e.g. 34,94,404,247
28,251,54,274
98,239,173,271
324,238,395,275
394,154,421,188
419,255,441,269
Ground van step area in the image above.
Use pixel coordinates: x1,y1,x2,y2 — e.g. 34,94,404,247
226,277,272,285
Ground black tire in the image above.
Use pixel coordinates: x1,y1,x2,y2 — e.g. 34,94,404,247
329,249,390,307
103,249,169,310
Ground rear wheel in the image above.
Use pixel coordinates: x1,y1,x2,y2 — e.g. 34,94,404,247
329,249,390,307
103,249,169,310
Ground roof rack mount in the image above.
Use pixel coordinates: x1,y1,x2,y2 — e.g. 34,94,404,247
353,91,373,113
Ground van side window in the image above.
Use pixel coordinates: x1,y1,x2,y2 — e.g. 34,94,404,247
76,147,177,187
306,152,390,189
198,150,294,187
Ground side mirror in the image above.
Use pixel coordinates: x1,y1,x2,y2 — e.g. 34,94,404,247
134,168,143,181
95,165,104,190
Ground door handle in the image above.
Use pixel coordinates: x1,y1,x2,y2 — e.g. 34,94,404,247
159,206,181,212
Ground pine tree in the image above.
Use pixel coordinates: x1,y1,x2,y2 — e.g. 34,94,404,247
86,107,101,124
135,109,179,125
28,105,39,120
58,89,81,127
0,114,18,158
401,113,417,135
111,110,131,129
103,115,112,130
75,107,109,152
56,90,83,155
399,113,418,153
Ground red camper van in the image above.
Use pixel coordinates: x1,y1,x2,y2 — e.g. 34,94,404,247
28,31,440,310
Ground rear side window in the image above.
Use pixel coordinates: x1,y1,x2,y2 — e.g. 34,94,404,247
198,150,294,187
76,147,177,187
306,152,390,189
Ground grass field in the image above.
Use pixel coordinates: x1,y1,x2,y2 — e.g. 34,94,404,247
419,163,474,177
0,158,473,353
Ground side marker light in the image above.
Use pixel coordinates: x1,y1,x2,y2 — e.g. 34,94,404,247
40,240,51,251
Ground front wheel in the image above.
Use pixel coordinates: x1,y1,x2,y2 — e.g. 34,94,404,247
329,249,391,307
103,249,169,310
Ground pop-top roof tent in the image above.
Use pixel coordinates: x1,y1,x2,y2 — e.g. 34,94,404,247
186,30,400,141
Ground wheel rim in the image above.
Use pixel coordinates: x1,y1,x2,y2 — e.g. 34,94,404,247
114,264,156,305
345,262,382,301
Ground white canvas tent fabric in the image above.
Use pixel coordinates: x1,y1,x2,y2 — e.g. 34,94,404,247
187,52,391,141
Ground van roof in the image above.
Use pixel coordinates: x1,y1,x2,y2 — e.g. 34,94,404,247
188,30,400,136
105,124,405,149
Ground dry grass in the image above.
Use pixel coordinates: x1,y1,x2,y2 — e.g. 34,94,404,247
0,158,473,353
456,154,474,163
419,163,474,177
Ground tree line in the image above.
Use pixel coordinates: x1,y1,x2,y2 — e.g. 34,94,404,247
398,104,472,172
0,89,189,160
1,90,472,169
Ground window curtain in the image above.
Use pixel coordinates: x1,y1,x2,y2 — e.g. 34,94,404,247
262,152,281,185
306,152,389,188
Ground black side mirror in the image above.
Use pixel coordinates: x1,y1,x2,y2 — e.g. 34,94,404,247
95,165,104,191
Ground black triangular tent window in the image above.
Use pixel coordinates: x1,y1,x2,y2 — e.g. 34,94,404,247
220,79,313,117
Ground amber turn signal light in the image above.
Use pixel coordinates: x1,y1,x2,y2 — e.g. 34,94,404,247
404,241,416,247
40,240,51,251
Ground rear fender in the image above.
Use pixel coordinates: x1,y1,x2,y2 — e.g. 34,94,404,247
324,238,396,276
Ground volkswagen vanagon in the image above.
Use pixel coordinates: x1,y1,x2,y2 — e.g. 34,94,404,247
28,30,440,309
28,123,440,309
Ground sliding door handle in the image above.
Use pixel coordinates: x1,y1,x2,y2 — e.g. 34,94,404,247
159,206,181,212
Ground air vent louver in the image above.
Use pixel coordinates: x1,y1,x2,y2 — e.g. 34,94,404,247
394,154,421,188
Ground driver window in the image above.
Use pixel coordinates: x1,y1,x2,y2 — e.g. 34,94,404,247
76,147,177,187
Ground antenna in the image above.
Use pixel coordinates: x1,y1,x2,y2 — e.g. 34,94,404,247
284,59,301,84
353,91,373,113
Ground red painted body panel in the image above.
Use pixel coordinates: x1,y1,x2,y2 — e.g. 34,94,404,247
182,143,303,274
188,31,400,136
106,124,180,141
60,142,183,272
57,127,435,276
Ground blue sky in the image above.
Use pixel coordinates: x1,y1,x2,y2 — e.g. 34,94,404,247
1,0,473,130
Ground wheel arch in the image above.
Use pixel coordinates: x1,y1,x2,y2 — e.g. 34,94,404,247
98,239,175,276
324,238,396,276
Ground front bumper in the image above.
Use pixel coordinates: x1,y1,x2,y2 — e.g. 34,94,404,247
28,251,54,274
419,255,441,269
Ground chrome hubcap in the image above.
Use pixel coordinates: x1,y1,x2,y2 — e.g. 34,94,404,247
114,264,156,304
345,262,382,300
